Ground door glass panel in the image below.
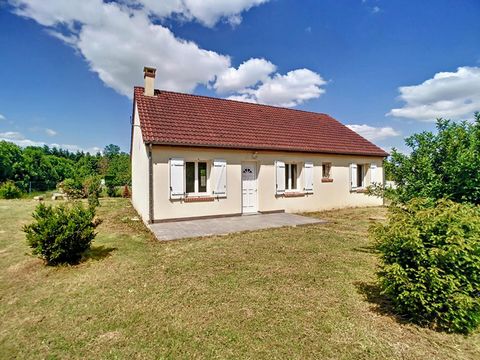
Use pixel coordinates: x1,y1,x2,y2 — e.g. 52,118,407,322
198,162,207,193
186,162,195,193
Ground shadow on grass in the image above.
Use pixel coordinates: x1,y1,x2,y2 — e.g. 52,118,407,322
82,245,117,262
352,245,378,254
355,281,409,325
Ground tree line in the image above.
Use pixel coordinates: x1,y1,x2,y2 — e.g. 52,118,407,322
0,141,130,195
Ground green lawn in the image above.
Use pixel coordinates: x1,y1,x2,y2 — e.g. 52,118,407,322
0,199,478,359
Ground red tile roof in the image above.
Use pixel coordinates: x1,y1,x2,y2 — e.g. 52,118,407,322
134,87,388,157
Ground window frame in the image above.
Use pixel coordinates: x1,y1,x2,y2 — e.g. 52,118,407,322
351,163,366,190
322,162,332,179
357,164,365,188
185,160,210,196
284,162,300,192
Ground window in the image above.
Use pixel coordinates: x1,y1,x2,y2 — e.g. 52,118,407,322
285,163,298,190
357,164,365,188
185,161,208,194
186,162,195,193
350,163,367,190
198,162,207,192
322,163,331,179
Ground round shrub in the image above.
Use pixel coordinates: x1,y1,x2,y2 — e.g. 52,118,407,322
59,178,83,199
83,175,102,199
83,175,101,207
0,180,23,199
23,202,100,265
371,198,480,334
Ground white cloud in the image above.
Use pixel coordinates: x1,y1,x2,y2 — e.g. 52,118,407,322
372,6,381,14
11,0,267,28
10,0,103,26
388,66,480,121
346,124,400,142
10,0,326,108
0,114,5,121
0,131,25,141
0,131,100,153
139,0,270,27
214,58,276,93
10,0,230,97
226,94,259,104
45,128,57,136
228,69,327,107
50,143,102,154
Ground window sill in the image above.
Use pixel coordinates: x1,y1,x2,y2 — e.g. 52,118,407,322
284,191,305,198
321,178,333,183
184,196,215,203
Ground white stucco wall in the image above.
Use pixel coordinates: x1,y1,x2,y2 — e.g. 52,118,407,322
148,146,384,222
130,103,150,222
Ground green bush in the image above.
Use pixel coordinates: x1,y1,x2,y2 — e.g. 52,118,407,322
371,199,480,333
59,178,84,199
87,194,99,208
83,175,101,198
24,202,100,265
0,180,23,199
106,185,122,198
83,175,101,207
388,113,480,205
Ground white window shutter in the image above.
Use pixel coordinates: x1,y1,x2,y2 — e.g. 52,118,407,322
169,158,184,199
304,162,314,194
275,161,285,195
212,159,227,197
350,163,358,190
370,164,377,184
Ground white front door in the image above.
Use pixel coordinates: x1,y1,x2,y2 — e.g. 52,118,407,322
242,162,258,213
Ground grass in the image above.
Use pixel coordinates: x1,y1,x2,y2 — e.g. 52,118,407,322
0,198,478,359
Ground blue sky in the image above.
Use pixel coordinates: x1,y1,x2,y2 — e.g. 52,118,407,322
1,0,479,153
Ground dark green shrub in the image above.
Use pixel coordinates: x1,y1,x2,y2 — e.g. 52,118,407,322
87,193,100,208
371,199,480,333
105,183,115,197
106,185,121,197
59,178,83,199
83,175,101,197
24,202,100,265
83,175,101,207
0,180,23,199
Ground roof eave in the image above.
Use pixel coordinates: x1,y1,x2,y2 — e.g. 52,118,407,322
144,140,388,158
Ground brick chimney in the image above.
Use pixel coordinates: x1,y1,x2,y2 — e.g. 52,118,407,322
143,66,156,96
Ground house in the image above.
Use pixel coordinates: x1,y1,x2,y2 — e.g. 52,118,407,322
131,67,388,223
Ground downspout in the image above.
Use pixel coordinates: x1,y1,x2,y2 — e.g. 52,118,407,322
147,143,154,224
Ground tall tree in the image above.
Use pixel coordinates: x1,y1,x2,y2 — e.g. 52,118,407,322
0,141,22,183
388,112,480,204
103,144,120,158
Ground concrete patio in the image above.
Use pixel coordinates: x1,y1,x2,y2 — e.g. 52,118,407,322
148,213,326,241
